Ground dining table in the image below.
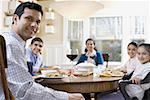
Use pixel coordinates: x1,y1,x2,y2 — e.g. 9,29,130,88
35,75,122,100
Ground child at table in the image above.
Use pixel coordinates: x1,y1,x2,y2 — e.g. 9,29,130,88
125,43,150,100
26,37,43,75
119,42,140,75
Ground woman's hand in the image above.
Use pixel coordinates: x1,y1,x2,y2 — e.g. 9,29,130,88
131,77,141,84
68,93,85,100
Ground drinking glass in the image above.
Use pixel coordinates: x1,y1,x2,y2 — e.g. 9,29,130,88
65,49,78,76
66,49,78,67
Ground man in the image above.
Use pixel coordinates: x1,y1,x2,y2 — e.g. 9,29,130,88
26,37,43,75
0,2,84,100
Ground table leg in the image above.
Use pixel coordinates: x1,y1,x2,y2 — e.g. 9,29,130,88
90,93,98,100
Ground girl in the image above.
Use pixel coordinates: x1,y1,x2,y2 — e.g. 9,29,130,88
120,42,140,74
125,43,150,100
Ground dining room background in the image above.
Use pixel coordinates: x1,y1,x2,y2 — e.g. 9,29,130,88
0,0,149,66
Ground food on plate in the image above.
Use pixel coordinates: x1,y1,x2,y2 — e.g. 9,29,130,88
45,72,61,78
111,70,124,77
99,70,124,77
73,71,93,77
99,70,112,77
41,70,61,78
40,66,60,70
58,69,72,76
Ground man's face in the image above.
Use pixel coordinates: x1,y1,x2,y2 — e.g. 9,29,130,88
13,8,42,41
30,41,43,55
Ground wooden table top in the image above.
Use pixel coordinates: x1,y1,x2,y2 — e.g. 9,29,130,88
35,76,122,93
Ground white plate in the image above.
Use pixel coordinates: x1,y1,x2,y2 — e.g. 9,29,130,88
41,70,58,75
40,76,64,79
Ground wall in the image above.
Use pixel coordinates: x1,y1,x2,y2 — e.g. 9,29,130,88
0,0,9,32
92,1,149,64
0,0,66,66
36,1,66,65
1,0,149,66
37,1,63,44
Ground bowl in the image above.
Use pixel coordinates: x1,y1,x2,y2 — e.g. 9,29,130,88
41,70,57,75
76,63,96,68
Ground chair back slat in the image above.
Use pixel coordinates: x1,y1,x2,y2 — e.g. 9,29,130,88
0,35,14,100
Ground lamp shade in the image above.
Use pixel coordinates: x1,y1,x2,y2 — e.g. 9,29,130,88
49,1,104,20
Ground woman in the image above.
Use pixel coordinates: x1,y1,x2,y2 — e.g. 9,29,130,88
77,38,104,66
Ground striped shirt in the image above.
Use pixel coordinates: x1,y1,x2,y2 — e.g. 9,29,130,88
0,29,68,100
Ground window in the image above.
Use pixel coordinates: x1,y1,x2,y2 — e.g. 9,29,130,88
68,21,83,40
130,16,145,43
130,16,145,35
66,16,146,63
90,17,122,39
90,17,122,62
95,40,121,61
70,41,82,61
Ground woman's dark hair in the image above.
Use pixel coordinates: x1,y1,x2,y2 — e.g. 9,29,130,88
127,42,138,48
84,38,97,52
12,2,43,24
31,37,43,44
138,43,150,55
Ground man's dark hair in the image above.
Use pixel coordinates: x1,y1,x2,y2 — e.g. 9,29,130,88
12,2,43,24
31,37,43,44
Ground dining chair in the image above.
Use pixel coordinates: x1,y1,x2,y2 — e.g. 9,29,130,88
119,72,150,100
0,35,14,100
27,61,33,75
102,53,109,68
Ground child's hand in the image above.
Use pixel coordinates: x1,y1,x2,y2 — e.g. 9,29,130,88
131,77,141,84
120,69,127,74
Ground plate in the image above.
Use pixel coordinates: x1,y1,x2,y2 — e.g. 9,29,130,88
99,70,124,77
40,76,64,79
38,75,64,79
41,70,58,75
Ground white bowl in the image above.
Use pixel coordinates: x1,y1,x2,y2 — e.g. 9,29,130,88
76,63,96,68
41,70,57,75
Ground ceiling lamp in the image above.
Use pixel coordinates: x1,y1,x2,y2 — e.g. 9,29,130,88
49,0,104,20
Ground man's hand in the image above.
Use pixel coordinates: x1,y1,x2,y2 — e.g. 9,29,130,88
69,93,85,100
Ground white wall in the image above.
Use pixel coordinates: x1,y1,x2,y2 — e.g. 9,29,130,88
63,1,149,65
95,1,149,64
96,1,148,16
1,0,149,66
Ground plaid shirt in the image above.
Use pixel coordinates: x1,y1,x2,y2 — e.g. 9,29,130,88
0,29,68,100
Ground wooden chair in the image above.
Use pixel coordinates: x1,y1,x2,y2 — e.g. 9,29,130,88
102,53,109,68
119,72,150,100
0,35,14,100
